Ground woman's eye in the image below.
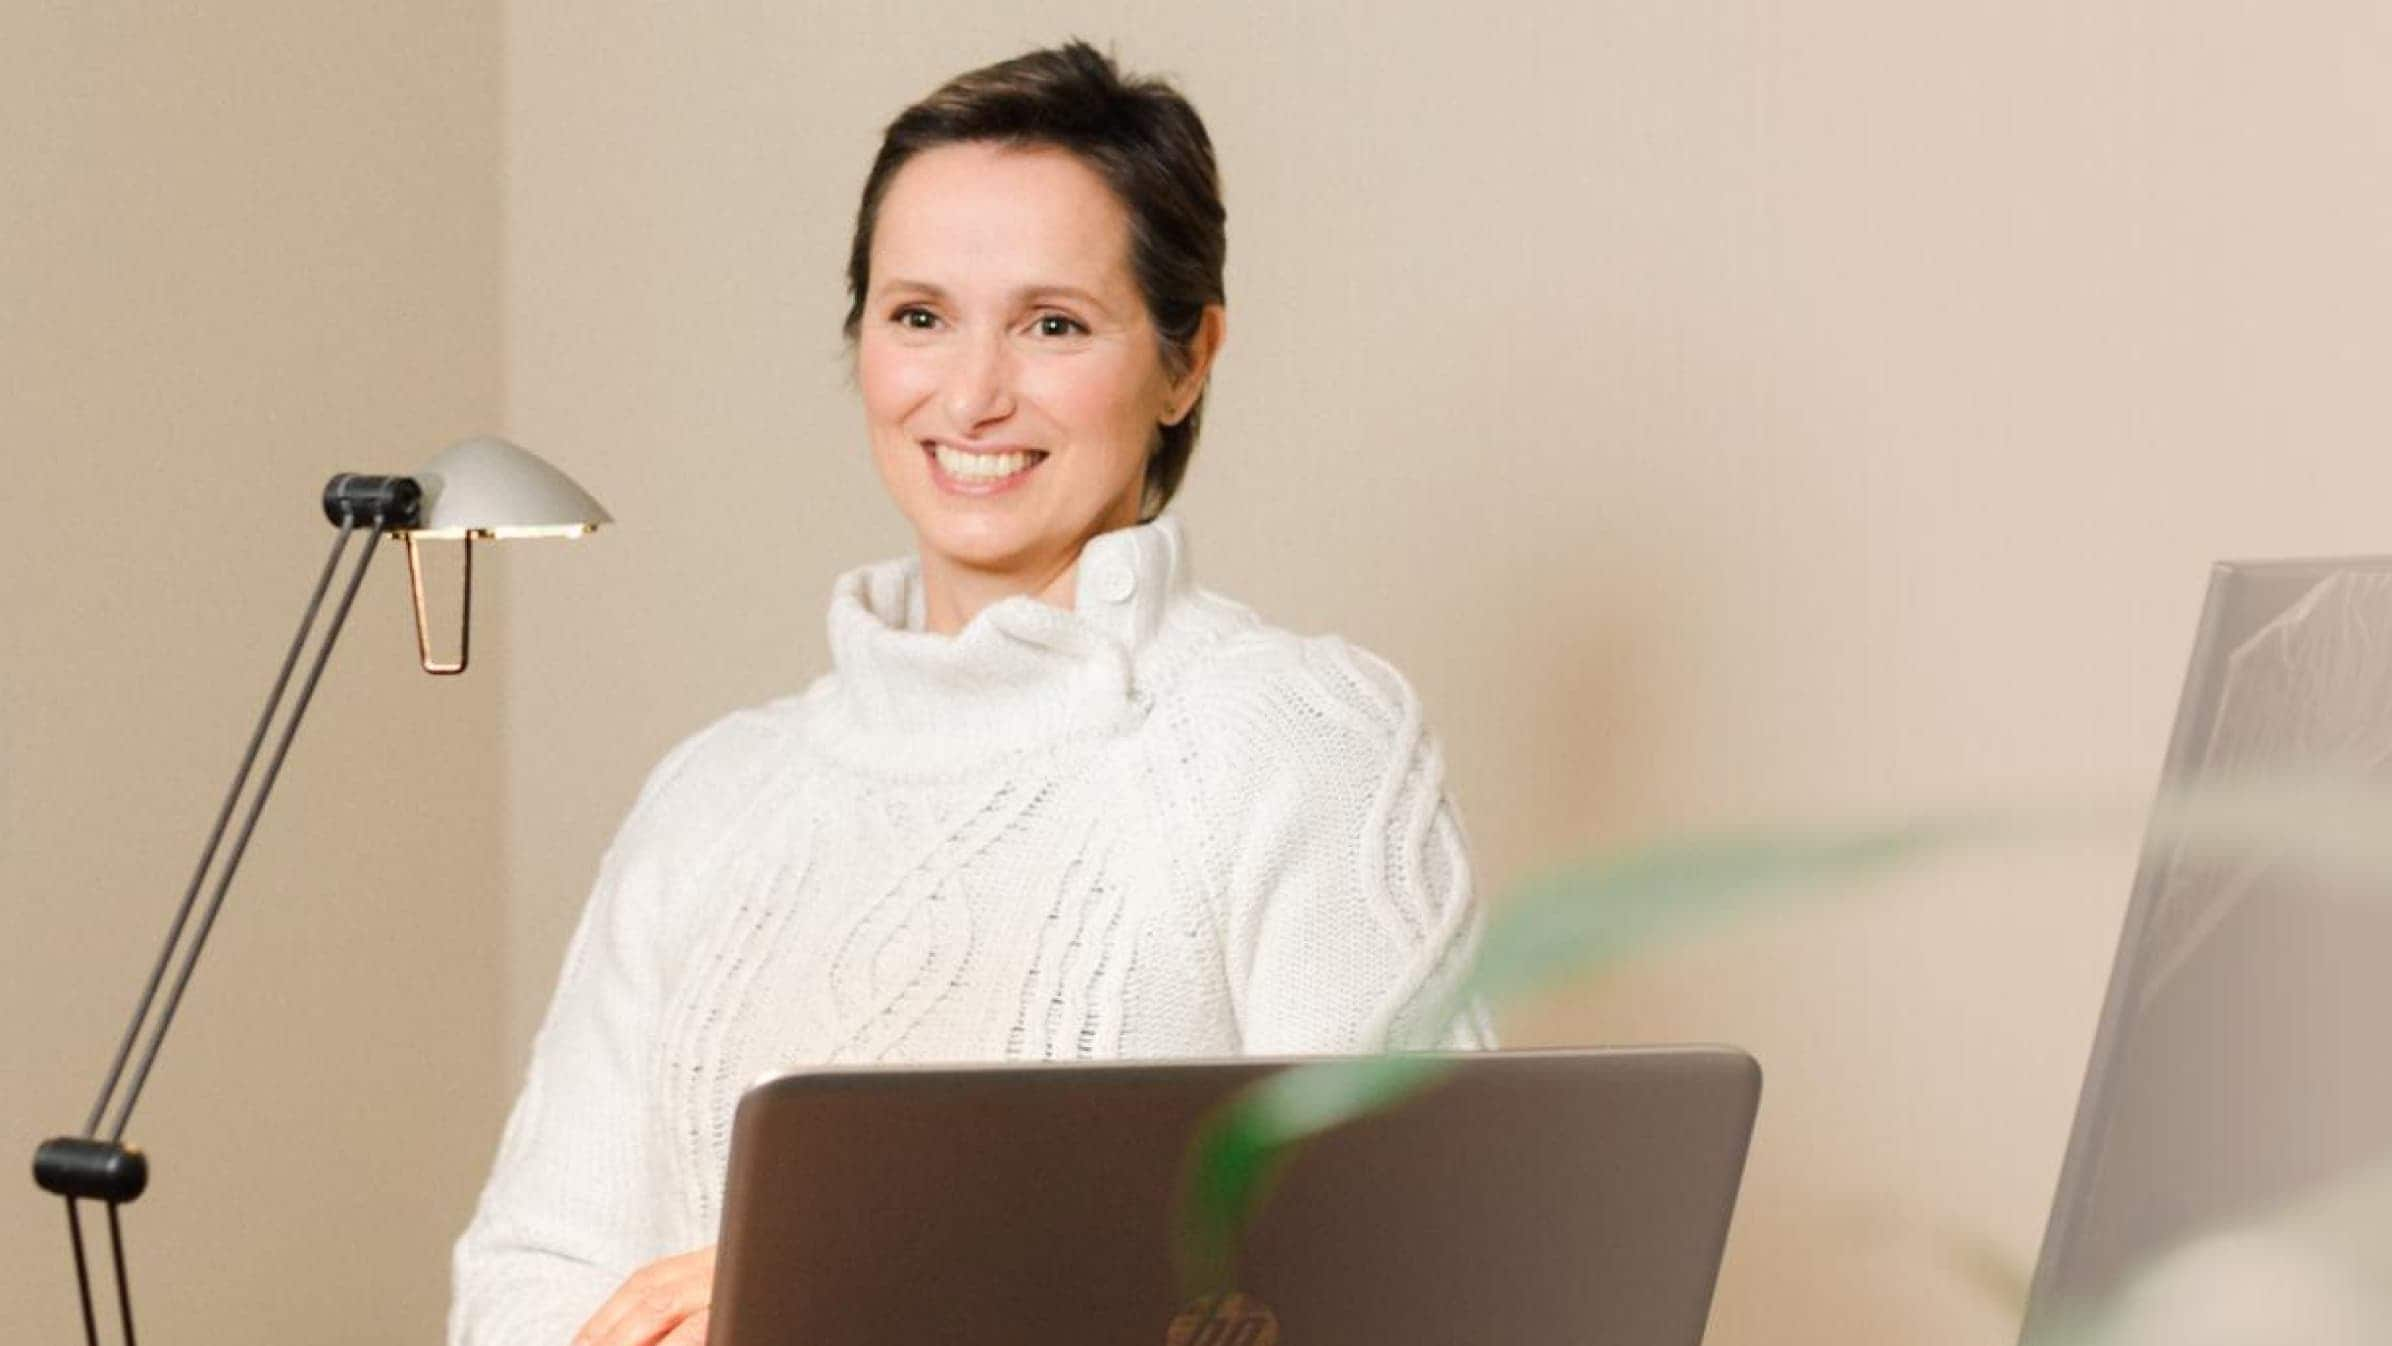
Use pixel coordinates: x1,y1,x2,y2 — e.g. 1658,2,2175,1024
892,306,938,330
1033,313,1087,337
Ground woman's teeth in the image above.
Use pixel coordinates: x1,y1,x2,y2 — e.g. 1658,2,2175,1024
933,445,1040,480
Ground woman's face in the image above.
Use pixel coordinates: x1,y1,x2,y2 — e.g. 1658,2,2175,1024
856,141,1199,586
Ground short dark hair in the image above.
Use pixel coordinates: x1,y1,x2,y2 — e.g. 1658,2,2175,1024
844,41,1226,519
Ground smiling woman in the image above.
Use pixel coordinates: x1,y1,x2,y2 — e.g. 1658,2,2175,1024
857,140,1216,631
448,41,1488,1346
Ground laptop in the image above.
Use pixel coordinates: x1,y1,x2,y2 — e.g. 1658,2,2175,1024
709,1046,1760,1345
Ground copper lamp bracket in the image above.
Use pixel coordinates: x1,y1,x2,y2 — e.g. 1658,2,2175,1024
402,533,474,676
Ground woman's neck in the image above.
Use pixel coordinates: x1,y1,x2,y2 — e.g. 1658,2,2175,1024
915,498,1149,635
917,547,1083,636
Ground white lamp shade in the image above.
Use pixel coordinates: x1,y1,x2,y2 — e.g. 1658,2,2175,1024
407,436,612,540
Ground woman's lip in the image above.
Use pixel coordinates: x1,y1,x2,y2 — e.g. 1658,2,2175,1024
928,444,1042,461
922,440,1047,497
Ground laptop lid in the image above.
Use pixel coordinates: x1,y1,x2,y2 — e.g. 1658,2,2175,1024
2020,559,2392,1338
710,1046,1760,1346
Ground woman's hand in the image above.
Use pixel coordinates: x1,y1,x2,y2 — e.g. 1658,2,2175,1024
574,1244,717,1346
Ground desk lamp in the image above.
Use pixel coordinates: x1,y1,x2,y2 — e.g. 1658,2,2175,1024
29,436,611,1346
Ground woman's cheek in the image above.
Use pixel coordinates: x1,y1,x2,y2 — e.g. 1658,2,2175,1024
1030,350,1150,464
858,343,938,426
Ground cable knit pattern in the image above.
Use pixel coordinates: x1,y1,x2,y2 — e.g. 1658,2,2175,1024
449,517,1490,1345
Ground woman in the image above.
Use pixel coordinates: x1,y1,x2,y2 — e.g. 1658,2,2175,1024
451,41,1488,1346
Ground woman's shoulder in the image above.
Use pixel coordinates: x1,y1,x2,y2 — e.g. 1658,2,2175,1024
618,690,819,834
1157,593,1433,779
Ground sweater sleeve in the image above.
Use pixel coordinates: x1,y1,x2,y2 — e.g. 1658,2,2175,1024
448,724,739,1346
1214,637,1495,1055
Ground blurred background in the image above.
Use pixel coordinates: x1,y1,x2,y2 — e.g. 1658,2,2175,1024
6,2,2389,1341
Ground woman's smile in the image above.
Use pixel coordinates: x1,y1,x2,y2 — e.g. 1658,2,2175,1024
923,439,1050,495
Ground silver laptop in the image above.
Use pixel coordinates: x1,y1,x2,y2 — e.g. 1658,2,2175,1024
710,1046,1760,1345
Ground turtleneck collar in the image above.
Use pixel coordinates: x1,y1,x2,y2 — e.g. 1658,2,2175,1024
812,516,1197,770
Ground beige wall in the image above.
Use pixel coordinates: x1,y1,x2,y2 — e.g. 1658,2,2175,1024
498,4,2392,1344
13,3,2390,1343
2,4,504,1342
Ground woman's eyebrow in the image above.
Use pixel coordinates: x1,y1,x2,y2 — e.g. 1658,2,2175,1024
875,278,1120,317
1020,284,1117,316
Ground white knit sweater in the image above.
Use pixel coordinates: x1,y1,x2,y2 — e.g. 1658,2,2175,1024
449,517,1489,1345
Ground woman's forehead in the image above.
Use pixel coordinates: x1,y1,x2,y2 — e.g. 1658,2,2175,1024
870,142,1136,298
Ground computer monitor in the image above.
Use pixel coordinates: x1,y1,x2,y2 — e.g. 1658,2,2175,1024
2021,559,2392,1339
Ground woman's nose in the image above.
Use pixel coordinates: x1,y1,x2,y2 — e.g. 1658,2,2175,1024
942,335,1015,431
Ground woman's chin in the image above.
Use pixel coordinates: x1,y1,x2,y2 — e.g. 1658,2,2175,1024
898,483,1143,580
912,509,1056,574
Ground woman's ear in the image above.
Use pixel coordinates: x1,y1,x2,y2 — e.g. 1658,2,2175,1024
1163,305,1228,426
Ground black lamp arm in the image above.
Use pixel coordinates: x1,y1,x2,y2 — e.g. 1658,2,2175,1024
33,474,417,1346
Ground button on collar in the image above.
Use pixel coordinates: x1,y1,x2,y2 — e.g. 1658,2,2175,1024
1091,557,1137,603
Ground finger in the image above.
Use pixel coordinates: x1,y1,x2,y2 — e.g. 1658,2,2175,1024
658,1307,711,1346
576,1246,717,1346
592,1298,686,1346
576,1271,687,1346
573,1276,647,1346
